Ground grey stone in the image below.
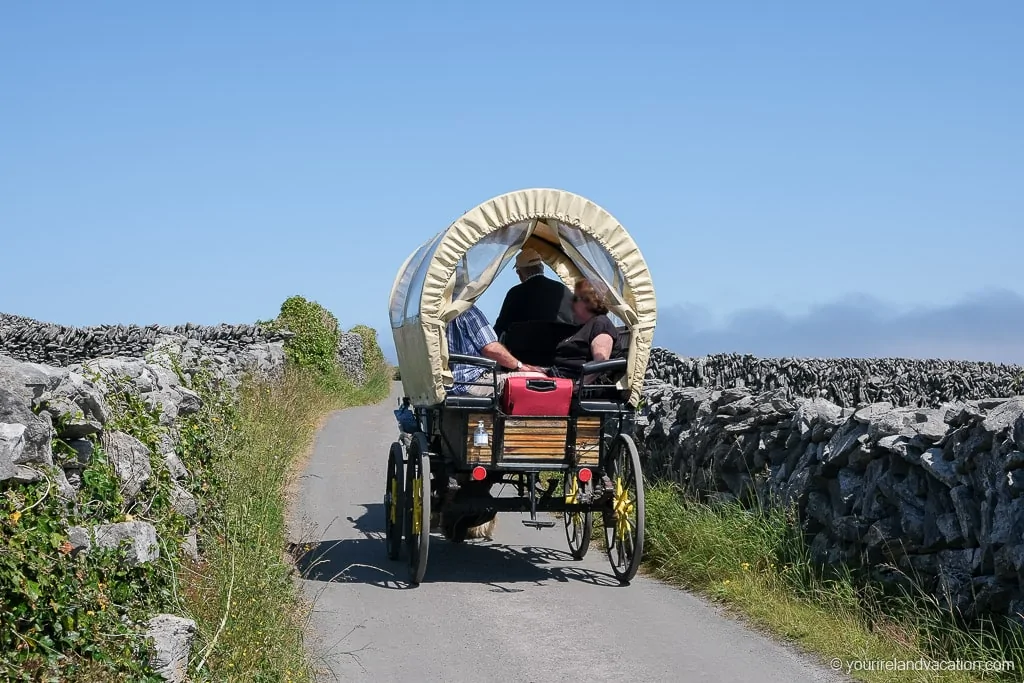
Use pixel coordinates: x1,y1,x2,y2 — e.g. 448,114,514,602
68,526,91,552
146,614,197,683
902,409,948,442
989,498,1024,546
162,451,188,481
794,397,843,437
102,431,152,499
170,484,197,518
918,448,960,488
0,355,67,403
45,371,110,425
0,388,53,478
982,398,1024,436
949,485,979,543
67,439,93,467
876,434,915,459
58,417,103,440
935,513,965,545
0,422,26,481
853,402,895,425
337,332,366,384
181,530,200,563
821,421,868,470
69,521,160,565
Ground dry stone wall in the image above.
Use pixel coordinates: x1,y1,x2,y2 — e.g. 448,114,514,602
0,311,374,680
1,350,218,679
638,348,1024,625
0,313,291,368
645,347,1024,409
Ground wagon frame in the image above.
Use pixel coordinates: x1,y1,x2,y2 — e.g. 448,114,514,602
385,188,656,585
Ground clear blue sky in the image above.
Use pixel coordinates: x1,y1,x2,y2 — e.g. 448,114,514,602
3,2,1022,363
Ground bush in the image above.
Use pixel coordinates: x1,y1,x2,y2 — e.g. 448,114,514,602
268,296,340,378
349,324,385,378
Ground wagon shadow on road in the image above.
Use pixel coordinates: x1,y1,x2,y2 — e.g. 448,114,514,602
289,503,621,590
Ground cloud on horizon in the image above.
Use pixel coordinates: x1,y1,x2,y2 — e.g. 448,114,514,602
376,289,1024,367
654,289,1024,365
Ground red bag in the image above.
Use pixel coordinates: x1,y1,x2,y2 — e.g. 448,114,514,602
501,376,573,416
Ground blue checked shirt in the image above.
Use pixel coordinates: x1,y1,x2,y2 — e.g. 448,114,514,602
446,304,499,394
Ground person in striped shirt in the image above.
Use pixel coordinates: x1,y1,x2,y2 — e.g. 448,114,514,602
446,304,543,396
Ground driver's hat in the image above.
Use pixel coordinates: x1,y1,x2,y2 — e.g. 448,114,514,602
515,248,543,270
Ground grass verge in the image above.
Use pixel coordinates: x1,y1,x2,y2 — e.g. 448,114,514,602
179,362,390,682
643,481,1024,683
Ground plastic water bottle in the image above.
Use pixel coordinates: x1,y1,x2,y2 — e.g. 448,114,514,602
473,420,488,447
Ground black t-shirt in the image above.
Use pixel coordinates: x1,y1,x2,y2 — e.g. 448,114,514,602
552,314,619,376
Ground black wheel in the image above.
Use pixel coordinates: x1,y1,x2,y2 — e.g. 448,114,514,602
405,433,431,585
384,442,405,560
564,472,593,560
603,433,645,584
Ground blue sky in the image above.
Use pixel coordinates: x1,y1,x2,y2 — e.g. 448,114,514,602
2,2,1022,363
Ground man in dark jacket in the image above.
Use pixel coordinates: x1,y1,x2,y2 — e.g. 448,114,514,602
493,248,576,339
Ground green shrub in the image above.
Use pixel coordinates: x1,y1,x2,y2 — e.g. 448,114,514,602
350,324,385,377
268,296,341,378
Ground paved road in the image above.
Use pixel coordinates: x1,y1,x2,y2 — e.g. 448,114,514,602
288,382,847,683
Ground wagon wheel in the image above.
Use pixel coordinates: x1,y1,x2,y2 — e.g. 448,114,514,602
385,442,405,560
563,472,593,560
603,433,645,584
405,433,431,585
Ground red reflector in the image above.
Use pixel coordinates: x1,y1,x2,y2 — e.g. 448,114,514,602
471,466,487,481
578,468,592,483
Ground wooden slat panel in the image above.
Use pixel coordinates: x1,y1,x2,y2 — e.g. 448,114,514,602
502,416,568,462
502,453,567,461
574,417,602,466
465,413,494,464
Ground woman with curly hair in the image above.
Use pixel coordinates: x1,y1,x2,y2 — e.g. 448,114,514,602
550,278,621,379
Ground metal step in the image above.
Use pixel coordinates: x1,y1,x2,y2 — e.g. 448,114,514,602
521,519,557,529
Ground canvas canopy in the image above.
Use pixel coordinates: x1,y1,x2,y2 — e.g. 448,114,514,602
389,188,657,408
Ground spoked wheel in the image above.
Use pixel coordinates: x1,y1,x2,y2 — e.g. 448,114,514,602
405,433,431,585
385,442,406,560
563,472,593,560
603,433,645,584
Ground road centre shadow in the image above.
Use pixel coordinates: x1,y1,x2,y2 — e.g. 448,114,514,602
288,503,620,589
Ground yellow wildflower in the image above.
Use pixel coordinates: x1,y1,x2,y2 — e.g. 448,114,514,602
9,510,21,524
741,562,750,570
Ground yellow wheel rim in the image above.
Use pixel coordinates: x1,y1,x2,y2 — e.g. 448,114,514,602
612,476,635,543
565,477,579,505
566,477,583,529
412,477,422,535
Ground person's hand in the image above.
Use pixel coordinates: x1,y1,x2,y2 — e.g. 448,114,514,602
520,363,546,374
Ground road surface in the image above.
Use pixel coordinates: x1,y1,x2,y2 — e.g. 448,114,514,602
287,382,847,682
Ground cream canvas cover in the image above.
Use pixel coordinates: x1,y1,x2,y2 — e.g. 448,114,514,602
389,188,656,407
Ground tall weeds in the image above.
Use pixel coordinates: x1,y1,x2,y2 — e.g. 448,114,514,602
643,482,1024,683
181,363,389,682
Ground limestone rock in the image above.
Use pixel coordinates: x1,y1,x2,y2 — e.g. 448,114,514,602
170,483,197,518
146,614,197,683
102,431,152,500
0,387,53,481
68,521,159,565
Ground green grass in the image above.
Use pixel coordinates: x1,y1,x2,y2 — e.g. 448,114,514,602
179,361,390,682
642,481,1024,683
